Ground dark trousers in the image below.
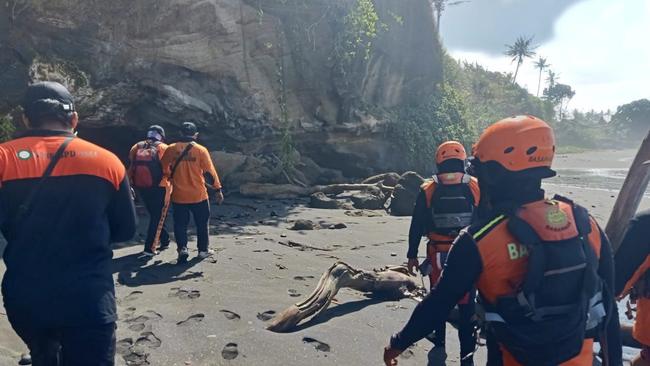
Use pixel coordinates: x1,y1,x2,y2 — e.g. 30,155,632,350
173,200,210,252
9,320,116,366
433,301,476,362
139,187,169,252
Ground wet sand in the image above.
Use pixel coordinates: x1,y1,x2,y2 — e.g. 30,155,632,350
0,149,646,365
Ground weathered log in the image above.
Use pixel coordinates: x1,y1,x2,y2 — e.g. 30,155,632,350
239,182,391,199
605,130,650,251
267,262,421,332
362,172,401,186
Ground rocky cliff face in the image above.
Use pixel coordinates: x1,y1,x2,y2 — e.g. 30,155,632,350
0,0,441,180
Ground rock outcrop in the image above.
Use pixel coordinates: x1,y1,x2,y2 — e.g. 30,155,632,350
0,0,441,179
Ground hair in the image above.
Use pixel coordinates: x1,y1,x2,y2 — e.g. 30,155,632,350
24,99,74,128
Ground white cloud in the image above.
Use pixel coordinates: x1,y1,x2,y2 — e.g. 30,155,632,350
448,0,650,111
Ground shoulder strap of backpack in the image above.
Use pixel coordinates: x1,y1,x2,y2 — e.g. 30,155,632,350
170,142,195,179
16,135,75,223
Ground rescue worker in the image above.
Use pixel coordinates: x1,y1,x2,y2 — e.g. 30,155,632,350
615,211,650,365
384,115,618,366
160,122,223,263
128,125,170,256
0,81,136,365
406,140,479,364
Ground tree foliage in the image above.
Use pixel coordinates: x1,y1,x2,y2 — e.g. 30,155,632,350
0,116,16,142
611,99,650,139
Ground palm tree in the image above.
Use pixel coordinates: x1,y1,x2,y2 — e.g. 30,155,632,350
546,70,559,89
504,36,537,84
431,0,470,34
534,57,550,97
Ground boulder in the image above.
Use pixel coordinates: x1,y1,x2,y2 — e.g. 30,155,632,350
388,172,424,216
309,192,350,210
210,151,247,179
290,220,317,231
362,172,400,187
350,192,385,210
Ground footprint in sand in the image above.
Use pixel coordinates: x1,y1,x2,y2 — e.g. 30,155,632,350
293,276,315,281
220,310,241,321
288,289,301,297
124,291,143,301
135,332,162,349
128,323,147,332
221,343,239,360
177,313,205,326
169,287,201,300
116,338,134,355
303,337,331,352
256,310,276,321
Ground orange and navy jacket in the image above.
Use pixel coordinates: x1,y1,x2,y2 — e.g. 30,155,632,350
407,172,480,258
392,193,616,365
0,130,136,327
615,210,650,346
127,139,168,183
160,138,221,204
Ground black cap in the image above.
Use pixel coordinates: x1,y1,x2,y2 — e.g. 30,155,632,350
147,124,166,138
181,122,198,137
22,82,75,123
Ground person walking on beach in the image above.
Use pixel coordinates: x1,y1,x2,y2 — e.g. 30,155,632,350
406,140,479,364
615,211,650,366
128,125,170,256
160,122,223,263
0,82,136,365
384,115,618,366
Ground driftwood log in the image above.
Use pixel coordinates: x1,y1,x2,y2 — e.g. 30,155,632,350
605,130,650,251
267,262,421,333
239,182,393,199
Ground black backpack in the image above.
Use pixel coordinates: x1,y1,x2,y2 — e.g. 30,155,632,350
483,196,606,366
132,141,163,189
430,174,476,236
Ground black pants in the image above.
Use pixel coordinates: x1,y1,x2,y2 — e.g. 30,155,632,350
9,320,116,366
139,187,170,252
173,200,210,252
434,300,476,362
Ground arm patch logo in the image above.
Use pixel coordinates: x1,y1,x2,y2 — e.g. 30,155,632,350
17,150,32,160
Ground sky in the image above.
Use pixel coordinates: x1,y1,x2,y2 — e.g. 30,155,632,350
441,0,650,112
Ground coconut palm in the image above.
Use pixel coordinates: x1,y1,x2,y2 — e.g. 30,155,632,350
534,57,550,97
431,0,470,34
504,36,537,84
546,70,559,89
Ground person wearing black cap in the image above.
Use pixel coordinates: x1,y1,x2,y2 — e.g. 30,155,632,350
160,122,223,263
0,81,136,365
128,125,171,256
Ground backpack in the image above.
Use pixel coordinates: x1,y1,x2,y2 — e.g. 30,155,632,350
482,196,606,366
429,173,476,237
131,141,163,189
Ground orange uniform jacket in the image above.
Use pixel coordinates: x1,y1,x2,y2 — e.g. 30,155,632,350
160,140,221,204
0,130,136,327
393,197,614,366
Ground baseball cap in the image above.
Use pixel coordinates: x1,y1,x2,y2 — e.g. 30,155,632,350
22,82,75,122
181,122,198,137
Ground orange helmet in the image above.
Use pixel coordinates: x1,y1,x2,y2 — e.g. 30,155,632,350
472,115,555,179
436,141,467,164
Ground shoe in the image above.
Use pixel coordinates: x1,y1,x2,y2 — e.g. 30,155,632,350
198,249,214,259
140,250,157,258
177,248,189,263
159,242,170,251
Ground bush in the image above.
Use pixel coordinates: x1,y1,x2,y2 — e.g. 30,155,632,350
387,83,476,174
0,116,16,142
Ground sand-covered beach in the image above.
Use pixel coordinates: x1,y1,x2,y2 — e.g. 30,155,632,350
0,149,646,366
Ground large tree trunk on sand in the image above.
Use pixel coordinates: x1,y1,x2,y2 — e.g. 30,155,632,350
239,183,393,199
605,130,650,251
267,262,421,333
